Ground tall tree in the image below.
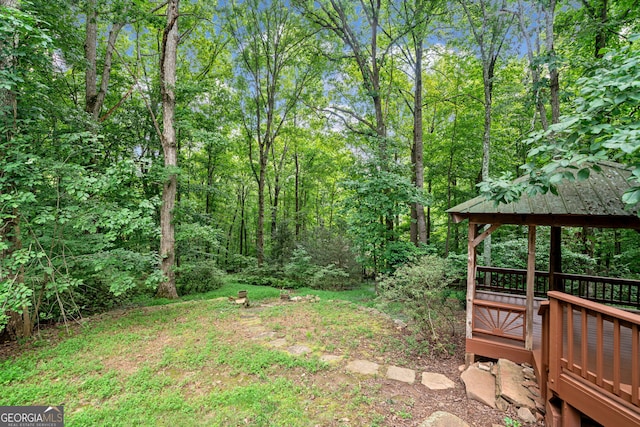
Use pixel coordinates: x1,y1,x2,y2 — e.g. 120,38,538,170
0,0,30,338
394,0,442,245
226,0,317,265
460,0,513,266
83,0,127,120
157,0,180,299
296,0,404,240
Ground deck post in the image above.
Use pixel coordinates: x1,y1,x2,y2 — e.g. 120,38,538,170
466,223,479,343
526,225,536,350
549,226,563,292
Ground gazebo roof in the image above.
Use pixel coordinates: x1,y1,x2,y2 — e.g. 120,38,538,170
447,161,640,229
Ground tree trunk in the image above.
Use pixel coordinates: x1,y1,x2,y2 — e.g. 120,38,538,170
84,0,98,115
1,0,31,339
256,152,267,265
84,0,124,119
411,37,427,245
156,0,179,299
594,0,608,58
516,0,548,131
294,150,301,237
545,0,560,124
482,61,495,267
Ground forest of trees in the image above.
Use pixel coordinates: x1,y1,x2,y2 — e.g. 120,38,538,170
1,0,639,339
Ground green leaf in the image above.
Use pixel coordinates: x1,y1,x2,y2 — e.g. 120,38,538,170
622,188,640,206
577,168,590,181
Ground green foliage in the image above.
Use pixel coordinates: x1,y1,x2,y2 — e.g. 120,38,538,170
482,36,640,211
378,255,457,355
239,265,293,289
283,247,315,284
310,264,351,290
283,247,353,290
175,260,226,296
504,416,522,427
342,147,429,274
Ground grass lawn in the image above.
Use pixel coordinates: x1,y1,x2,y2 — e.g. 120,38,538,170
0,283,410,426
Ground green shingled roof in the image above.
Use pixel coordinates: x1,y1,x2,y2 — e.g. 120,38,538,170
447,162,640,229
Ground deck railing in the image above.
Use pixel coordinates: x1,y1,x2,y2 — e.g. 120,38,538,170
543,291,640,425
477,266,640,310
477,266,549,297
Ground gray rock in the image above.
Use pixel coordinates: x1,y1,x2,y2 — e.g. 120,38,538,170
419,411,469,427
319,354,342,364
497,359,535,409
478,362,493,372
287,344,311,355
517,407,537,424
267,338,287,348
496,396,510,411
346,360,379,375
460,366,496,408
422,372,455,390
387,366,416,384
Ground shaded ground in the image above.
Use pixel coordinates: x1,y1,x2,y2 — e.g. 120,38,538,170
0,294,531,426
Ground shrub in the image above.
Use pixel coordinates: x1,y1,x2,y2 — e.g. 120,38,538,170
176,261,226,295
284,247,353,290
310,264,352,290
378,255,458,356
238,265,293,289
283,247,316,285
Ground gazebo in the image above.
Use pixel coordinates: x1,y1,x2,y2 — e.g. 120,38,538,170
447,161,640,426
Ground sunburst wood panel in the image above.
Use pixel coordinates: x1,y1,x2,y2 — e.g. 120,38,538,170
473,299,526,342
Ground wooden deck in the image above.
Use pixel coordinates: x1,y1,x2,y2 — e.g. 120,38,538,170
470,289,640,426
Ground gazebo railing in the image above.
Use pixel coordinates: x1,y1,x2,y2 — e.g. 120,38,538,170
541,291,640,426
477,266,640,310
477,266,549,298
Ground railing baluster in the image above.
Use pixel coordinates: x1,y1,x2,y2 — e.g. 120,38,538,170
581,307,588,378
596,312,603,387
548,291,640,415
567,303,574,372
613,318,621,395
633,324,639,406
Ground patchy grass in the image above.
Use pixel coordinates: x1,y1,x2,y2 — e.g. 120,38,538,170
0,283,408,426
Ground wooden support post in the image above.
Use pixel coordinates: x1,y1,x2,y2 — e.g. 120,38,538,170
561,401,581,427
466,223,479,340
549,226,563,292
526,225,536,350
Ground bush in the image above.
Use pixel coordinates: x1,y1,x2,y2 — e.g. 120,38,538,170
310,264,352,290
283,247,316,285
222,254,256,273
176,261,226,295
378,255,458,356
238,265,293,289
283,247,353,290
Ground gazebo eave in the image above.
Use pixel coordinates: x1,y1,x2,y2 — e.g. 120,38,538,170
451,213,640,230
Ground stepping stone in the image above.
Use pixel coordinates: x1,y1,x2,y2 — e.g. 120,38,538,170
422,372,455,390
419,411,469,427
496,359,535,409
345,360,379,375
387,366,416,384
287,344,311,355
517,407,537,424
320,354,343,364
460,366,496,408
267,338,287,348
239,318,262,326
253,331,277,340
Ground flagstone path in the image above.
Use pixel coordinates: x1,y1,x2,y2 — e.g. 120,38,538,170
237,305,540,426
